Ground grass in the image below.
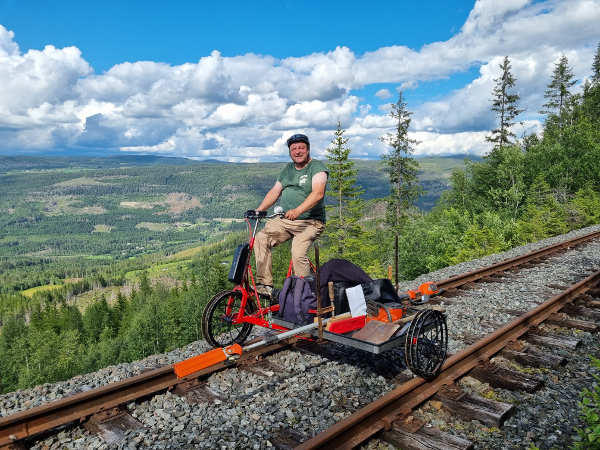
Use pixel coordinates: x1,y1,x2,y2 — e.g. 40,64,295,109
69,286,126,310
166,244,206,260
21,284,63,298
93,225,112,233
125,260,191,282
53,177,109,187
135,222,171,232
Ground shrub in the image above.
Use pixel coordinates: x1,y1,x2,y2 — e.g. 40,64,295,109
574,357,600,449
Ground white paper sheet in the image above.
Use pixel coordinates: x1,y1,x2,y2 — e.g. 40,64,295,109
345,284,367,317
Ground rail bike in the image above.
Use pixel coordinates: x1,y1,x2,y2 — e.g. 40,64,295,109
175,210,448,380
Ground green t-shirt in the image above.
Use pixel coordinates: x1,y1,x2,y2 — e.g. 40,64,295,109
277,159,327,222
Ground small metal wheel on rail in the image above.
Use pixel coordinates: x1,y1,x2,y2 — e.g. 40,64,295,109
405,309,448,380
202,290,255,348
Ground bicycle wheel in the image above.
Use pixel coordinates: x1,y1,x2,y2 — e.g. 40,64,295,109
405,309,447,380
202,290,254,348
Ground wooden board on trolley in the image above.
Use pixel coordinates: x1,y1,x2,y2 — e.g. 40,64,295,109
272,316,410,354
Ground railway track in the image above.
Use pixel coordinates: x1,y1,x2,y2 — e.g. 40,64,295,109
299,269,600,449
1,228,600,449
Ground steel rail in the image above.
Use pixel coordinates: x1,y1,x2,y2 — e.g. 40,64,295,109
298,269,600,449
0,340,293,447
434,230,600,290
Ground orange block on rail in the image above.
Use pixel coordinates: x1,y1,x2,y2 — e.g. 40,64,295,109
174,343,243,378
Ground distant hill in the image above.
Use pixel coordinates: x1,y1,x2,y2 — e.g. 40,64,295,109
0,154,194,171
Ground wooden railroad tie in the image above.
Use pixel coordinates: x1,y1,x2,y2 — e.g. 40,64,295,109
525,331,581,351
172,379,222,404
545,313,598,332
83,406,144,445
469,362,543,393
431,383,514,427
561,304,600,321
382,421,474,450
501,348,566,369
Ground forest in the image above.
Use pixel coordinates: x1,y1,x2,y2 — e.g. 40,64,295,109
0,46,599,395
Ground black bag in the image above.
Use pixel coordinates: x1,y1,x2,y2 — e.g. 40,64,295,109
318,259,373,312
361,279,400,303
278,276,317,325
228,243,249,284
331,281,360,315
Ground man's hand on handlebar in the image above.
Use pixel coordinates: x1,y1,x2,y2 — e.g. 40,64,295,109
284,208,300,220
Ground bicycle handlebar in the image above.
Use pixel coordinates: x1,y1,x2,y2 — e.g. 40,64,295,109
244,209,284,220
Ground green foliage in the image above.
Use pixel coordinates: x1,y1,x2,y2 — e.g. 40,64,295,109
574,357,600,449
484,146,527,219
569,184,600,227
451,212,511,264
515,177,568,244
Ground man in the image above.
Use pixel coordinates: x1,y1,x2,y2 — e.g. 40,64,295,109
253,133,328,297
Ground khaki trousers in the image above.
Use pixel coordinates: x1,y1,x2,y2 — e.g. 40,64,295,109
254,218,324,286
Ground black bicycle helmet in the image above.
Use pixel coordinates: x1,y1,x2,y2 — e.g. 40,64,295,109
286,133,310,149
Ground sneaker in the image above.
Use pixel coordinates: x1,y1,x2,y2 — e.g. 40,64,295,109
255,284,273,298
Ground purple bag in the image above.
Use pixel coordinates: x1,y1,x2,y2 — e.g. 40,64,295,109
278,276,316,325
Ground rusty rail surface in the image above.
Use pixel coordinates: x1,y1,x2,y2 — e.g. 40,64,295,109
298,269,600,449
0,340,293,447
434,230,600,290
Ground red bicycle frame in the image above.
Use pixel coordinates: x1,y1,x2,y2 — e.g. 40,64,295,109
228,214,289,331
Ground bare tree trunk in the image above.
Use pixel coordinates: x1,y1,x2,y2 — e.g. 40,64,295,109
395,234,399,290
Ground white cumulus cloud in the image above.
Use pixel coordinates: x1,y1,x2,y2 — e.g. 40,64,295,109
0,0,598,159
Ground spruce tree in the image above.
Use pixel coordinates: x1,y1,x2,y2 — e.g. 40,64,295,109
540,55,577,122
584,42,600,122
381,92,420,285
592,42,600,85
324,122,365,260
486,56,524,150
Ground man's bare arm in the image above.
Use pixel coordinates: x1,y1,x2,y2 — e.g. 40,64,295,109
257,181,283,211
285,172,327,220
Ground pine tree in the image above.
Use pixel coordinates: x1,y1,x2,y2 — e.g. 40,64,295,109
486,56,524,150
540,55,577,124
324,122,365,259
583,42,600,122
592,42,600,85
381,92,421,285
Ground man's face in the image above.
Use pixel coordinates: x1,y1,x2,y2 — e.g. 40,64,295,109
289,142,309,166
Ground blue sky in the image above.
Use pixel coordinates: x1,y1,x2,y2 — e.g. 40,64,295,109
0,0,598,161
1,1,473,70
